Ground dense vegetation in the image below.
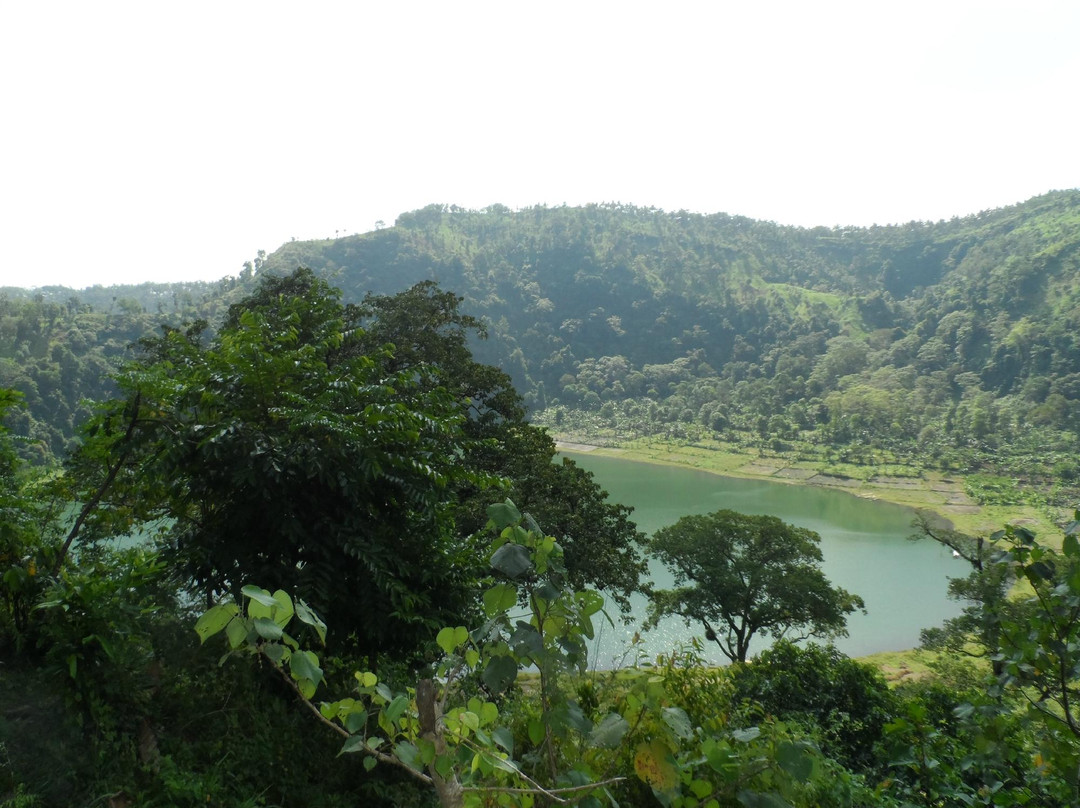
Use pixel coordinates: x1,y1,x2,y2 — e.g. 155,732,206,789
6,192,1080,503
4,192,1080,805
312,194,1078,496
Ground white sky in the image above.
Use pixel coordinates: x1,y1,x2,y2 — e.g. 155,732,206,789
1,1,1078,289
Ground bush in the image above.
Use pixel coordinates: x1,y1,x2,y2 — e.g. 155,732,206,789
728,641,897,771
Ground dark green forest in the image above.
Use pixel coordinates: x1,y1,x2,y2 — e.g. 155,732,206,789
7,191,1080,494
4,192,1080,806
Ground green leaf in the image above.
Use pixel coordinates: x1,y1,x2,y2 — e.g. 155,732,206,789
242,585,279,608
225,616,249,649
492,727,514,756
295,599,327,644
589,712,630,748
339,736,366,755
436,626,459,654
385,694,410,724
417,738,436,766
662,706,694,740
689,779,714,798
731,727,761,743
483,583,518,616
490,543,533,579
289,649,323,688
270,589,294,627
1065,533,1080,559
394,741,422,771
362,755,377,771
194,603,239,643
527,718,545,746
487,500,522,530
482,655,518,694
253,616,283,640
776,740,815,782
262,643,286,664
344,709,369,733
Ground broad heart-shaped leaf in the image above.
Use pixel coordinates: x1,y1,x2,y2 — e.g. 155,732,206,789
194,603,238,643
289,649,323,689
483,583,518,616
482,655,518,694
295,599,327,644
394,741,422,771
490,543,533,579
242,585,279,608
436,626,470,655
1065,533,1080,559
662,706,694,740
344,708,368,733
269,590,293,627
487,500,522,530
253,616,283,640
225,616,250,649
262,642,287,664
633,740,678,791
339,735,366,756
589,712,630,748
436,627,459,654
492,727,514,756
776,740,815,782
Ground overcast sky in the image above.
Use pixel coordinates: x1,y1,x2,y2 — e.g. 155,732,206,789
2,1,1078,289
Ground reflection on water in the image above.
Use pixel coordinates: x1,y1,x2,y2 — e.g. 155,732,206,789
563,453,964,667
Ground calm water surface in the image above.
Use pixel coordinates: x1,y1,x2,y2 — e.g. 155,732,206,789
564,452,964,666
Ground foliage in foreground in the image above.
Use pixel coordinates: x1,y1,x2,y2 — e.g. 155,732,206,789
197,501,839,808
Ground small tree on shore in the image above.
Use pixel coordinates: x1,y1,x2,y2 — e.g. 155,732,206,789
647,509,865,663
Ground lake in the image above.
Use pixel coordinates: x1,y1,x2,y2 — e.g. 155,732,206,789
562,452,964,666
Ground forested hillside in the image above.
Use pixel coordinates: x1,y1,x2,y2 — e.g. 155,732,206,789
260,190,1080,488
4,191,1080,493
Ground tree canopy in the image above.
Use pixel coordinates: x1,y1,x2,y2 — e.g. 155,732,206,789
647,509,865,662
67,270,486,657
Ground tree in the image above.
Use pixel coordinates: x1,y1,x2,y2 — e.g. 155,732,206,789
349,280,649,611
647,510,865,663
67,270,485,658
909,514,1019,677
0,388,55,641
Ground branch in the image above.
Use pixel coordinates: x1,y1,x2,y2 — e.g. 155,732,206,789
456,733,624,804
269,655,434,788
53,391,142,575
461,778,626,800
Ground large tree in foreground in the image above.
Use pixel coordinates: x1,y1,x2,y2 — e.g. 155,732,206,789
68,270,484,658
647,509,864,663
350,280,649,612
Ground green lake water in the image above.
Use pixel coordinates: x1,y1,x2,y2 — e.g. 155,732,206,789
564,452,964,666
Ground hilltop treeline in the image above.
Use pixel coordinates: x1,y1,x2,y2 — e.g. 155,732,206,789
4,192,1080,491
266,191,1080,485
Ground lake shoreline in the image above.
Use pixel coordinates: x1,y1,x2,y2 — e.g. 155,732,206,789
553,435,1062,543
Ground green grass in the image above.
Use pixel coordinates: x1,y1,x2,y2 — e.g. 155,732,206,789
559,434,1065,543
